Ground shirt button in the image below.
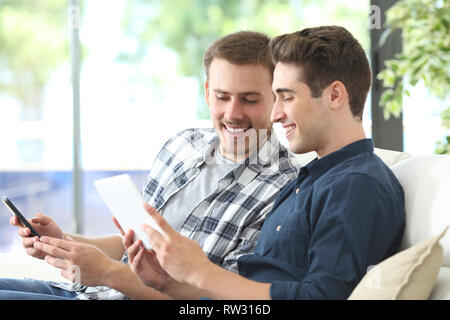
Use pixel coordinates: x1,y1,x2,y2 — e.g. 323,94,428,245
276,225,281,232
295,188,300,194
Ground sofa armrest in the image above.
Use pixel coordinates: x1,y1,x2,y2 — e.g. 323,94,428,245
0,252,68,283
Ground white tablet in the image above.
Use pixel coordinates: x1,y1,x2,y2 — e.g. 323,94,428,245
94,174,163,249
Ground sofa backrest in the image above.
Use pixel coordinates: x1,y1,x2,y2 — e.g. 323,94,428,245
290,148,412,168
390,155,450,267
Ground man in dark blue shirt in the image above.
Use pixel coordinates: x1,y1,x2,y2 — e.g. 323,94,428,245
237,138,405,299
120,26,406,300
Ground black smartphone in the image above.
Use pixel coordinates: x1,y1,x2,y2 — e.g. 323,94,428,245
1,196,40,237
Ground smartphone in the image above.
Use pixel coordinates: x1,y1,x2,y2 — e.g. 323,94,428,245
1,196,40,237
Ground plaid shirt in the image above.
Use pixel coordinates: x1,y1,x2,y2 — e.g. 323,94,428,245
50,128,297,299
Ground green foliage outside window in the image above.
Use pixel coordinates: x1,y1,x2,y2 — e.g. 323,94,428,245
0,0,69,120
377,0,450,154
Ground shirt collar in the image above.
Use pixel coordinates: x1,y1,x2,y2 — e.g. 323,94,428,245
199,131,286,187
305,138,374,181
235,132,283,186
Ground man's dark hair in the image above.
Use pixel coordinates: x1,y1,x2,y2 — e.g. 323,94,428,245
269,26,371,120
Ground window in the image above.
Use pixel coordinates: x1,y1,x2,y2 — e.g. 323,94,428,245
403,82,448,156
0,0,72,251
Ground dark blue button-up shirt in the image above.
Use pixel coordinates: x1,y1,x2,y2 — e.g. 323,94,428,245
237,139,405,300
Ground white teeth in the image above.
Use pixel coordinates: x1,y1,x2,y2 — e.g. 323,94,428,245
285,124,296,131
225,126,249,133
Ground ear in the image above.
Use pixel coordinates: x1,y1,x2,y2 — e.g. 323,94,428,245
327,81,347,111
205,80,210,107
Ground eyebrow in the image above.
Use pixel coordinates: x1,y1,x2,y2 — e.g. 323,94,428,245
214,89,262,96
275,88,296,94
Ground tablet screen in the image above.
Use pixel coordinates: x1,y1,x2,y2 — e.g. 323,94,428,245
94,174,163,249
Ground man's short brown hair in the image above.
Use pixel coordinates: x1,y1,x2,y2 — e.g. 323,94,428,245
269,26,371,120
203,31,274,80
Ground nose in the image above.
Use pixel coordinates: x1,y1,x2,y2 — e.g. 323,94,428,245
224,98,245,121
270,98,285,123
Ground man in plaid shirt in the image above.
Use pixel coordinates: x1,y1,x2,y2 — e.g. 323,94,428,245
0,31,297,300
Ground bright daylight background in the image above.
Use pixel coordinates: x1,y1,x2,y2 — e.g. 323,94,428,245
0,0,447,253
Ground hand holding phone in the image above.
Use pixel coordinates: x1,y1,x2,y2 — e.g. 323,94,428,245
2,196,41,238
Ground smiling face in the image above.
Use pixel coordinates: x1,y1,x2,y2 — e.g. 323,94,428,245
271,62,330,155
206,58,274,161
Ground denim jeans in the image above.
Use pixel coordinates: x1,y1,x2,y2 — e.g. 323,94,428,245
0,278,77,300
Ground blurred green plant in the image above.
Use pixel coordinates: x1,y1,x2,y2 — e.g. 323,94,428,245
436,107,450,154
377,0,450,154
0,0,69,120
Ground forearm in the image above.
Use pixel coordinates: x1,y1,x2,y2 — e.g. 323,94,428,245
64,233,124,261
162,279,215,300
193,263,272,300
105,261,173,300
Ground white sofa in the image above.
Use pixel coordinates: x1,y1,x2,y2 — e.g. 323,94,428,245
0,147,449,299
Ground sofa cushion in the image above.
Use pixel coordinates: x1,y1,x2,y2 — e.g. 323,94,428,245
348,227,447,300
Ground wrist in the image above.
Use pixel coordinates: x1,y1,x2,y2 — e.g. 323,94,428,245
160,276,180,295
190,260,216,291
103,259,125,288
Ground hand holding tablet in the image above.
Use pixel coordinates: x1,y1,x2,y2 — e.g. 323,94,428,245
94,174,163,250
